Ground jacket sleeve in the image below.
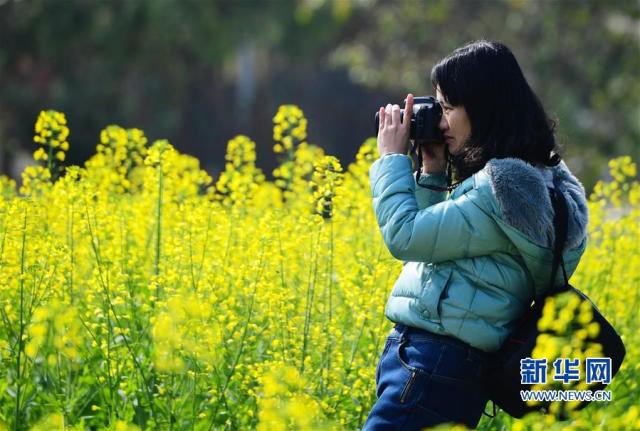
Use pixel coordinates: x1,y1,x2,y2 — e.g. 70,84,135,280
369,154,506,263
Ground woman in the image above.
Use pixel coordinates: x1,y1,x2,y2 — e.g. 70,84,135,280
363,40,588,429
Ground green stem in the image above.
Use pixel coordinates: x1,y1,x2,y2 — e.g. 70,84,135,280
67,201,75,303
65,358,72,427
209,242,266,431
301,226,321,374
83,205,115,421
169,373,175,431
47,141,53,176
14,207,27,431
105,271,116,423
188,206,213,293
0,212,17,342
223,246,265,390
188,221,196,292
119,209,137,321
327,218,334,352
320,218,335,393
196,208,213,291
332,245,385,412
279,151,295,203
190,361,199,431
222,212,235,297
276,225,287,362
84,204,160,427
154,164,163,301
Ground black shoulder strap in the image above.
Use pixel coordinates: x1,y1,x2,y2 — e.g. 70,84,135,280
548,187,569,292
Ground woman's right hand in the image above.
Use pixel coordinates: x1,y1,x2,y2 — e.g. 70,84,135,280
418,141,447,173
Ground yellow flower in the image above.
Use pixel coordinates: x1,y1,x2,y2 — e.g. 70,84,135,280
3,107,639,430
33,147,47,161
312,155,343,219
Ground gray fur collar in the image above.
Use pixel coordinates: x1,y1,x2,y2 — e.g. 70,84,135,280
483,158,589,249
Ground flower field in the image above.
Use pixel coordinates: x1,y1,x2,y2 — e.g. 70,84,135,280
0,108,638,430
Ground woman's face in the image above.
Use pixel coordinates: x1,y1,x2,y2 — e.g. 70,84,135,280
436,87,471,156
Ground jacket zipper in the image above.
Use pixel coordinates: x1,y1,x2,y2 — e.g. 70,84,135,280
400,371,417,404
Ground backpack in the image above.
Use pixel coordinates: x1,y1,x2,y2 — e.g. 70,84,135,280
484,188,626,419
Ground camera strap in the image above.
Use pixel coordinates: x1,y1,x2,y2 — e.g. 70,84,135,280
413,142,462,192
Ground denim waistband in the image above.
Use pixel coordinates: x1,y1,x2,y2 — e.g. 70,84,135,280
389,323,488,362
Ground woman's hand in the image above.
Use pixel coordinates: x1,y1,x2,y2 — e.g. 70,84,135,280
377,94,414,157
419,141,447,174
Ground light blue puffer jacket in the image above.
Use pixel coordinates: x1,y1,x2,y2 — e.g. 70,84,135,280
369,153,589,352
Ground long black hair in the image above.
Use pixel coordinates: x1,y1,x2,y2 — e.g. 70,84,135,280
431,40,560,181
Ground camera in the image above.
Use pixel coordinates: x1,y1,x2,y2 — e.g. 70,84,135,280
374,96,444,143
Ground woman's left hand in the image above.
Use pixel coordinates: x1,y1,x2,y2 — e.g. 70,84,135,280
377,93,414,157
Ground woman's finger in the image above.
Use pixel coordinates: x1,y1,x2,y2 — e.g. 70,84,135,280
385,104,393,126
392,104,401,128
379,106,385,130
404,94,414,134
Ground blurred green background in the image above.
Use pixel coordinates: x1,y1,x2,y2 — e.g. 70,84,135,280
0,0,638,191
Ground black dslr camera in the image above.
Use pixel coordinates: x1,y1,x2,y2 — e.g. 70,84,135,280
374,96,444,143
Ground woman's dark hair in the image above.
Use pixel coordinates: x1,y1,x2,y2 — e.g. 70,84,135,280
431,40,560,180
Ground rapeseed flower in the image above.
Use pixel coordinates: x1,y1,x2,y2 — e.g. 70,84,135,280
311,155,344,219
33,110,70,179
0,110,635,430
215,135,264,208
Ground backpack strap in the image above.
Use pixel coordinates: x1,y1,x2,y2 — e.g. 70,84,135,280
547,187,570,294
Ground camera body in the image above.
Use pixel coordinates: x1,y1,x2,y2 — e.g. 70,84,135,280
374,96,444,143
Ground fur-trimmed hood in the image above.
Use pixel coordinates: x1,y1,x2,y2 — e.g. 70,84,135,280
483,158,589,250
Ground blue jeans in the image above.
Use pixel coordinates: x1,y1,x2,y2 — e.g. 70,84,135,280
363,324,489,430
